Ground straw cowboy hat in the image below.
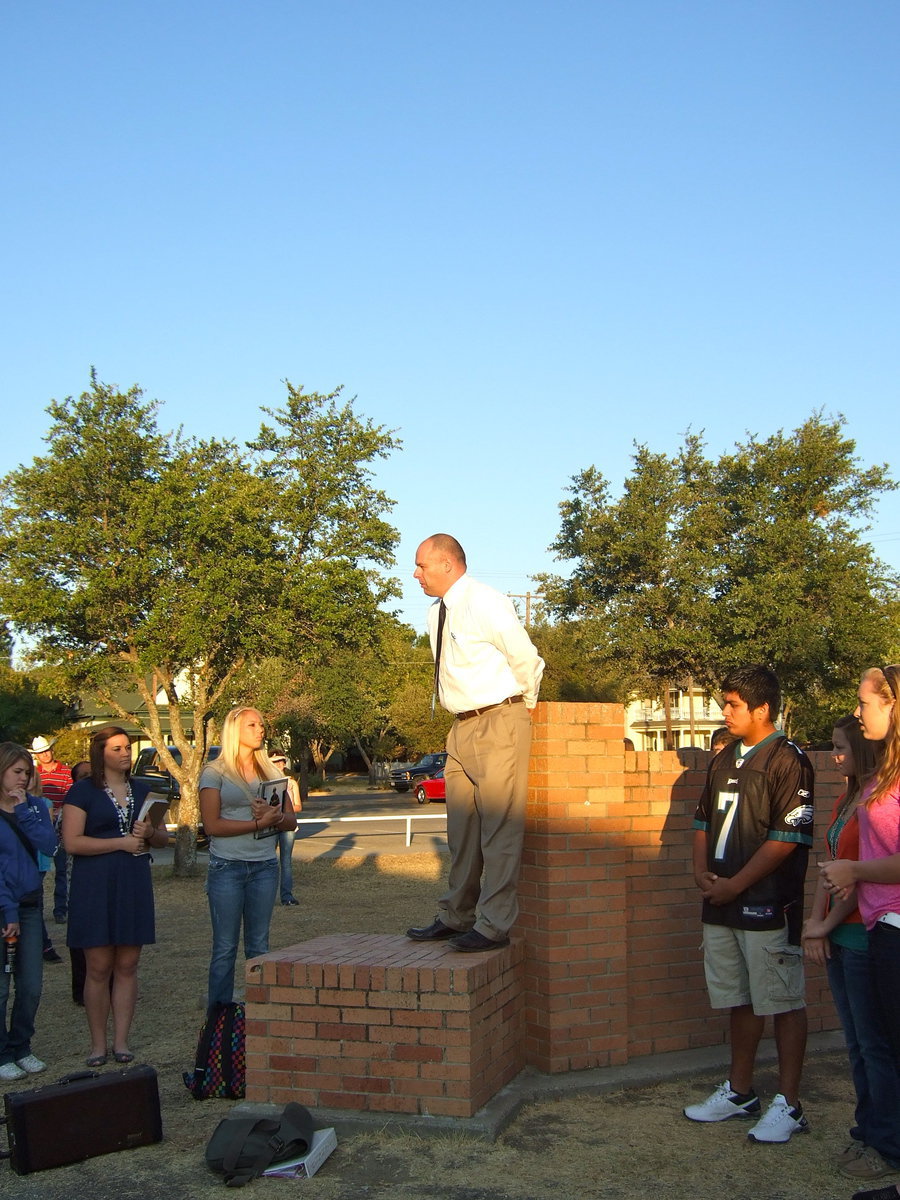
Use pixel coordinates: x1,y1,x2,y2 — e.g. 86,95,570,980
30,735,57,754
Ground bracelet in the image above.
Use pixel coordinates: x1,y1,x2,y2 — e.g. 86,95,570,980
254,818,259,831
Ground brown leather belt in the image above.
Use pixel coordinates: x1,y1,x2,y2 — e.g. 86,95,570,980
455,695,524,721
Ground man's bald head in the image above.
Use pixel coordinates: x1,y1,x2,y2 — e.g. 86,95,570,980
414,534,467,598
425,534,466,567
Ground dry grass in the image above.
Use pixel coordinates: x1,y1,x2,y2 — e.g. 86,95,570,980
2,852,863,1200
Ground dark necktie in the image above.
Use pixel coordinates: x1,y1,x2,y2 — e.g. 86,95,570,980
432,600,447,717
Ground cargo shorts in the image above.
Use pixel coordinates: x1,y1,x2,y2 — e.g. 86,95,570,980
702,922,805,1016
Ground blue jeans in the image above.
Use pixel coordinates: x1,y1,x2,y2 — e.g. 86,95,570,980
870,921,900,1062
277,829,296,902
827,940,900,1163
205,855,278,1006
0,904,43,1065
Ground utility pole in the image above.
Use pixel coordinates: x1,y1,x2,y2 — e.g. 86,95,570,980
507,591,542,627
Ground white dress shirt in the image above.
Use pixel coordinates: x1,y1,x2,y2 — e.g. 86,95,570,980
428,574,544,713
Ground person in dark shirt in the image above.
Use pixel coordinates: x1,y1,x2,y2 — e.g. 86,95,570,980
684,665,814,1144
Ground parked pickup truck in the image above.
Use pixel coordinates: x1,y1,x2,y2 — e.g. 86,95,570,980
131,745,219,796
131,745,221,833
389,752,448,793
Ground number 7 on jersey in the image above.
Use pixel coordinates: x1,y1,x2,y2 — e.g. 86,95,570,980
713,791,739,861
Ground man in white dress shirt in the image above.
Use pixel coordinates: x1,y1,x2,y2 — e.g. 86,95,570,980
406,534,544,951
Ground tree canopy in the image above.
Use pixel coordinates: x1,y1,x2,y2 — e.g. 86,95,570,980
0,371,401,871
540,413,898,741
237,616,453,783
0,665,75,746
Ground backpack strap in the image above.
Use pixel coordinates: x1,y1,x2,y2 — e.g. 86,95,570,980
218,1118,274,1185
276,1103,315,1150
221,1118,288,1187
185,1006,220,1098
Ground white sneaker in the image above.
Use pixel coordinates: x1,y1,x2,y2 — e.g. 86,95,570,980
684,1079,761,1122
0,1061,27,1080
15,1054,46,1075
747,1093,809,1142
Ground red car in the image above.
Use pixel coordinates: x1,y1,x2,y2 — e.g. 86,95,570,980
414,769,445,805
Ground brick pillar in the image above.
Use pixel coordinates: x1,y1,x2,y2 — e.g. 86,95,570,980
244,934,525,1118
518,702,628,1072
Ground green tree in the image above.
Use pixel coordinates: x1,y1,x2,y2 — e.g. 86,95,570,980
0,372,400,872
541,415,897,742
380,626,453,761
528,617,622,704
0,665,75,745
712,413,898,736
241,617,452,786
250,653,375,784
538,434,722,746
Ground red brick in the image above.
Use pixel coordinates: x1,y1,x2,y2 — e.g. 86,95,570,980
394,1044,444,1063
244,722,843,1112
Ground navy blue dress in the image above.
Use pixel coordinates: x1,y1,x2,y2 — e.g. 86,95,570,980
65,779,156,949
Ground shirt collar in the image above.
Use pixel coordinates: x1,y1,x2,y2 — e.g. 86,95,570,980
441,572,469,609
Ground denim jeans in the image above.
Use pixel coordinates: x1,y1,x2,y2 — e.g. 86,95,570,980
277,829,296,902
870,921,900,1062
205,855,278,1006
0,904,43,1065
827,940,900,1163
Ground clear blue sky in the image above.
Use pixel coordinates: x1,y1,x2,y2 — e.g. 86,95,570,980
3,1,898,631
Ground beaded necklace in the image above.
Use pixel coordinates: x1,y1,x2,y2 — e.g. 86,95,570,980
105,780,134,837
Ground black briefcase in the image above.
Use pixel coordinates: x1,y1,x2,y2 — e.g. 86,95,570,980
3,1064,162,1174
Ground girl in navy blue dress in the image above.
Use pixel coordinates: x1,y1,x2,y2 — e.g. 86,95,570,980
63,725,168,1066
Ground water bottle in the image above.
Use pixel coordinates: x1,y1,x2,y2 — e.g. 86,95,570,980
3,932,16,975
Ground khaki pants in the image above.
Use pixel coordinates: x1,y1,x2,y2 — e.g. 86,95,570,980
438,701,531,940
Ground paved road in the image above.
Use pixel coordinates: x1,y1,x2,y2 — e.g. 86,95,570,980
293,789,448,858
155,787,448,866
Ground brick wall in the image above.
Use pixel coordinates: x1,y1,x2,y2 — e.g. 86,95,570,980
518,703,629,1072
245,702,846,1114
245,933,526,1117
519,703,844,1069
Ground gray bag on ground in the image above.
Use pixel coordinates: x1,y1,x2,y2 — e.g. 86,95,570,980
205,1102,315,1187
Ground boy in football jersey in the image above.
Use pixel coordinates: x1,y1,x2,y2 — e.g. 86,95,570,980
683,665,814,1143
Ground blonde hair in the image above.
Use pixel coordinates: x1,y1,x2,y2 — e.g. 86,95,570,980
863,666,900,805
216,707,280,785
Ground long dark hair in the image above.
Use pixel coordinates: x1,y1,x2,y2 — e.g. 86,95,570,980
88,725,132,788
833,713,882,818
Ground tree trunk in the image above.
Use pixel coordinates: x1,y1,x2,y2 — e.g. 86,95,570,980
355,736,373,775
662,684,674,750
172,823,198,877
782,697,794,740
310,739,337,785
172,773,201,877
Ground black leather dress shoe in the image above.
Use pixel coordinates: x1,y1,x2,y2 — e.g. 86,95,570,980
448,929,510,952
406,917,459,941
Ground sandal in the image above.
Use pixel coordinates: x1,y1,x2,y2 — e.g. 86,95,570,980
113,1051,134,1064
86,1054,108,1067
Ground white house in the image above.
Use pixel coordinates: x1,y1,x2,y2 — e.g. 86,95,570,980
625,684,724,751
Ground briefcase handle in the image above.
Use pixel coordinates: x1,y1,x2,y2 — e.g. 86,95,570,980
55,1071,101,1086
